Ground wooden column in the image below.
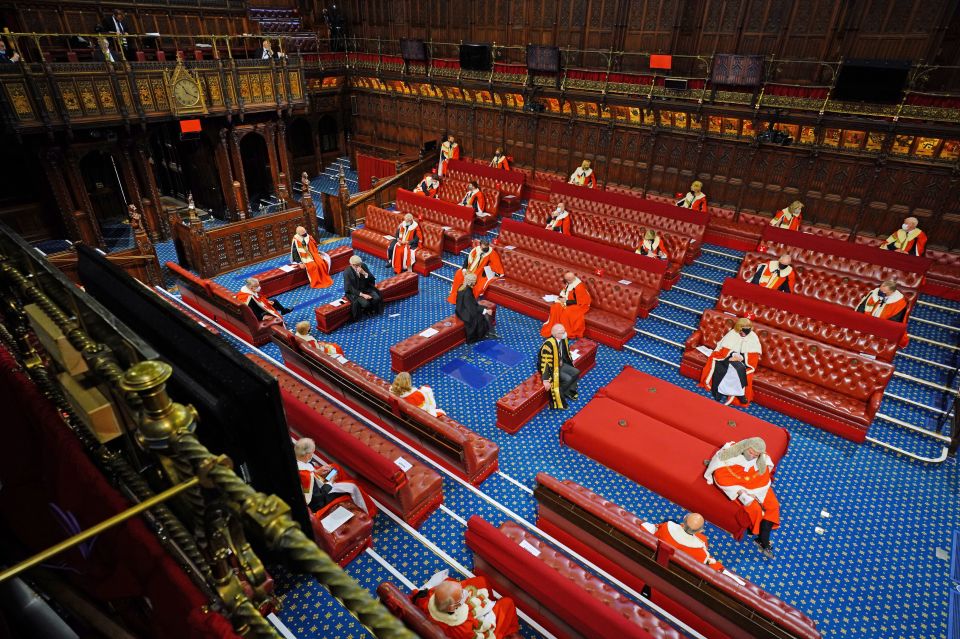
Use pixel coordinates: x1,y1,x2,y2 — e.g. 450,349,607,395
263,124,282,202
277,119,293,180
133,138,166,239
216,128,239,220
229,129,249,216
64,150,104,247
41,149,81,241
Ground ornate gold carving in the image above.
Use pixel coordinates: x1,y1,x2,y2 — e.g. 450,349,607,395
207,76,222,105
163,60,208,116
136,79,153,109
260,74,272,100
60,86,81,113
5,83,33,118
151,79,167,110
238,74,249,100
78,81,98,111
118,81,132,109
288,72,301,98
95,80,115,111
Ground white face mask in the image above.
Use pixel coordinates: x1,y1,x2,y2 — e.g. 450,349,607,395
901,224,909,231
557,332,568,341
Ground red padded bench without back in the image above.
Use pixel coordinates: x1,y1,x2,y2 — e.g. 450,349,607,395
352,205,443,275
252,245,354,297
314,271,419,333
389,302,497,372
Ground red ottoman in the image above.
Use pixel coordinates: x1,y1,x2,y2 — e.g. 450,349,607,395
315,271,419,334
309,496,373,566
254,245,353,297
496,339,598,434
390,302,496,372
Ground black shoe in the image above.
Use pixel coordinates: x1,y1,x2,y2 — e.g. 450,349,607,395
753,537,775,559
566,391,578,401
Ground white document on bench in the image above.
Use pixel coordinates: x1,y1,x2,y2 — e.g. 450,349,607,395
419,327,439,338
722,570,747,586
383,234,395,240
519,539,541,556
476,212,491,218
329,298,346,307
335,355,349,364
279,264,298,272
542,294,559,303
696,345,714,357
484,265,496,279
503,245,516,250
618,279,632,286
320,506,354,533
442,226,452,231
394,456,413,472
570,349,581,361
420,570,449,591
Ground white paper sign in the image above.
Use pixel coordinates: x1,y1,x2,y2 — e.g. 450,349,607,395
329,299,345,307
442,226,452,231
570,349,581,361
389,313,400,318
420,570,449,590
335,355,349,364
519,539,541,556
503,245,516,250
618,279,632,286
419,327,439,338
383,234,396,240
320,506,354,533
542,294,559,303
722,570,746,586
394,456,413,472
696,345,714,357
279,264,298,272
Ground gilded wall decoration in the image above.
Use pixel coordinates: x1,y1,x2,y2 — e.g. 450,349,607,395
78,81,98,112
207,77,223,105
95,81,115,111
137,79,153,110
60,87,81,113
5,83,33,118
151,80,167,110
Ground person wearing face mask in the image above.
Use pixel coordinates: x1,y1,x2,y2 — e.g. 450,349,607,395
344,255,383,319
545,202,571,235
750,253,796,293
856,279,907,321
540,271,591,339
236,277,291,321
412,573,519,639
539,323,580,409
294,437,375,516
459,181,487,218
704,438,780,559
882,216,927,256
387,213,422,274
290,226,333,289
700,317,762,407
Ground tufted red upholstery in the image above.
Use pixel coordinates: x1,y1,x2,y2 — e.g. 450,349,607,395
922,248,960,300
248,353,444,528
760,241,925,290
738,252,917,320
252,245,354,297
680,309,893,441
466,517,684,639
534,473,823,639
446,158,525,213
438,177,502,230
704,211,766,252
313,271,419,333
526,199,687,286
376,583,449,639
390,303,497,373
353,205,443,275
396,188,475,253
485,249,644,349
496,339,598,434
167,261,283,346
309,495,373,567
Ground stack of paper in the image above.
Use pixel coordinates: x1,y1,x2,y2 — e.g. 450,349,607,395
394,456,413,471
696,345,714,357
618,279,632,286
476,212,491,218
320,506,354,533
542,294,559,303
383,234,395,240
419,327,439,338
279,264,298,273
329,299,345,307
519,539,541,556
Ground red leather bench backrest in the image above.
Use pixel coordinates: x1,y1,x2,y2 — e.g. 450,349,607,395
446,168,523,197
549,194,704,240
500,249,643,319
716,294,899,361
366,205,444,254
166,261,209,299
761,241,924,290
363,204,397,235
376,583,448,639
698,310,893,401
926,248,960,267
439,178,502,211
396,188,475,230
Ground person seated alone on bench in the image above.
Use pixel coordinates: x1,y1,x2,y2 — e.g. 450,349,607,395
294,321,344,356
882,216,927,256
704,438,780,559
344,256,383,319
388,213,422,274
294,437,375,516
770,201,803,231
412,572,520,639
438,135,459,177
750,253,796,293
540,271,591,339
677,180,708,212
539,323,580,410
545,202,571,235
641,513,724,571
459,181,487,218
700,317,761,407
446,239,503,304
390,372,445,417
455,273,494,344
856,279,907,321
236,277,291,321
490,147,511,170
568,159,596,188
290,226,333,289
412,173,440,198
635,228,669,259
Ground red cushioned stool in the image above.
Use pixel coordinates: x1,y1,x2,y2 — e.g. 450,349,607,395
315,271,419,334
390,302,496,372
309,495,373,566
254,246,354,297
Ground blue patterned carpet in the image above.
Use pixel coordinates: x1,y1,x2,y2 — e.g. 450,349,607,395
155,162,958,639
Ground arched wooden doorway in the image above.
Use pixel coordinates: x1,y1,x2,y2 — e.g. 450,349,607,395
239,133,274,211
79,149,130,250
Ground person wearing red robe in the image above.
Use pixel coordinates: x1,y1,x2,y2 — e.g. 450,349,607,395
293,437,376,518
294,321,344,355
459,181,488,220
446,239,504,304
438,135,460,176
700,317,762,406
413,174,440,198
490,147,511,170
856,280,908,321
412,574,520,639
770,201,803,231
290,226,333,289
641,513,724,571
568,160,596,188
704,438,780,559
540,271,591,339
676,180,708,212
749,254,796,293
545,202,571,235
390,372,445,417
387,213,423,274
236,277,290,321
635,228,669,259
882,216,927,256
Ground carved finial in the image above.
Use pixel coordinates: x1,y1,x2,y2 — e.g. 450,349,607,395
128,203,141,231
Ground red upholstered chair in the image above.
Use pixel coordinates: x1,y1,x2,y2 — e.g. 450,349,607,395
353,205,443,275
396,188,476,253
376,583,449,639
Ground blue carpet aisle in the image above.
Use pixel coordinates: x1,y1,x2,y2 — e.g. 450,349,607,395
156,164,958,639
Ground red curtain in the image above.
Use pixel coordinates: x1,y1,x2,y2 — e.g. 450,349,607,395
906,94,960,108
356,153,397,191
765,84,829,99
0,346,240,639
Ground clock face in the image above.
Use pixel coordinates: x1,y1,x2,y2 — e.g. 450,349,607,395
173,78,200,107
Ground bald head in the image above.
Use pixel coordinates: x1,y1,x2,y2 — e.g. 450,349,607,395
682,513,705,535
295,225,306,235
433,580,463,613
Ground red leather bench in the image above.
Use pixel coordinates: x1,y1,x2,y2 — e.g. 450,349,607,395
466,516,685,639
498,219,666,304
485,249,644,349
496,339,598,434
376,583,450,639
717,278,905,361
270,327,499,486
438,177,502,231
738,252,918,321
353,205,443,275
561,366,789,537
680,309,894,442
396,188,475,253
314,271,419,333
525,200,687,288
248,355,444,528
167,261,283,346
921,248,960,301
704,208,768,252
446,158,525,213
390,302,497,372
534,473,823,639
252,245,354,297
309,493,373,566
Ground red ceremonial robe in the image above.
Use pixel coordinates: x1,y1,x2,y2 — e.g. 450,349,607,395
545,208,572,235
770,207,802,231
677,191,708,212
413,576,520,639
413,178,439,198
856,288,908,322
236,286,282,320
295,332,344,356
883,228,927,256
491,154,511,170
568,167,596,188
297,460,377,518
705,444,780,536
750,260,796,293
387,221,422,274
438,141,460,176
644,521,725,571
447,246,504,304
699,329,762,406
540,278,591,338
290,233,333,289
460,189,487,217
635,236,669,260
